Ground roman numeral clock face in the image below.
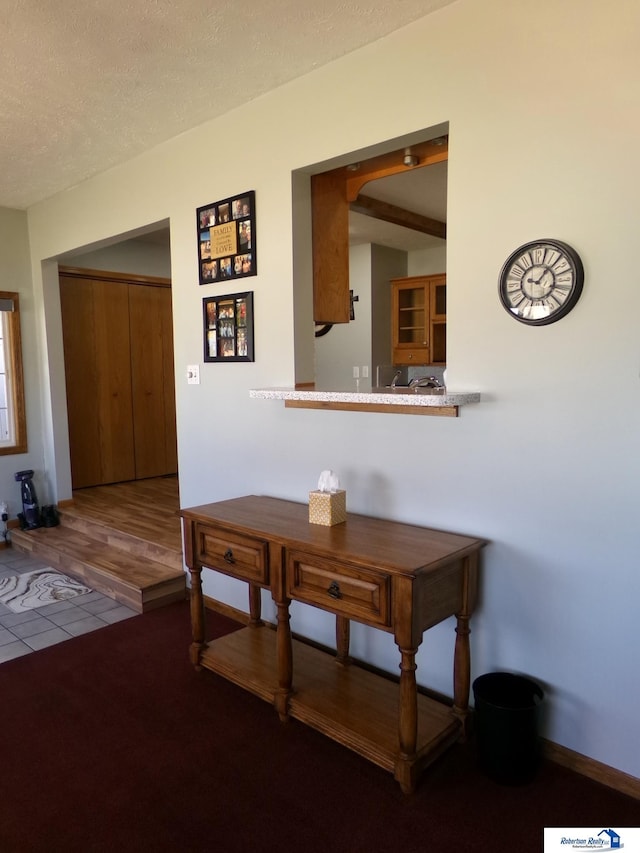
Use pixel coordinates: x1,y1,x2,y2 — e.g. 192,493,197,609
499,239,584,325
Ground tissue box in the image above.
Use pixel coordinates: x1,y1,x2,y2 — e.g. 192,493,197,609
308,489,347,526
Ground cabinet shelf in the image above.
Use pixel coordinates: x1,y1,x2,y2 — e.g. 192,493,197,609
391,274,446,366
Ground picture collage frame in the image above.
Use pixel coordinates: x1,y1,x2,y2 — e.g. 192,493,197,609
203,291,254,362
197,190,256,285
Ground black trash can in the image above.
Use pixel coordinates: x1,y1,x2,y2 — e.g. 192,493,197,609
472,672,544,785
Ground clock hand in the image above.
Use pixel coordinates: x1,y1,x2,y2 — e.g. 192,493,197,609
527,269,552,285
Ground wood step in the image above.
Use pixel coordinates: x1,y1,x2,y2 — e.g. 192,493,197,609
10,526,186,614
58,505,183,571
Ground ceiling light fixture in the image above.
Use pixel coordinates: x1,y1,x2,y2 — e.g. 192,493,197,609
403,148,418,167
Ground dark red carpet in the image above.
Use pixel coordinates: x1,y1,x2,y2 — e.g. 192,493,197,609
0,602,636,852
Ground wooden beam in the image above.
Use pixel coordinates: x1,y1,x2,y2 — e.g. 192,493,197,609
350,195,446,240
345,137,448,201
310,136,448,324
311,171,351,324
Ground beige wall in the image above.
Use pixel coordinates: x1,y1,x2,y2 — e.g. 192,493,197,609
24,0,640,777
0,207,46,507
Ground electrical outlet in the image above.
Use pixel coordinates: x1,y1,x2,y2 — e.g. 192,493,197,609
187,365,200,385
352,366,360,379
362,365,369,379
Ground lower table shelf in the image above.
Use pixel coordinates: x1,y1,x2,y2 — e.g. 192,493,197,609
200,625,462,780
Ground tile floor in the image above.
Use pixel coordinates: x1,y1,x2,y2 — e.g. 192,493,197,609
0,546,138,664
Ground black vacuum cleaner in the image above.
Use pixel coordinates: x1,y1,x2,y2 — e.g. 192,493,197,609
14,469,41,529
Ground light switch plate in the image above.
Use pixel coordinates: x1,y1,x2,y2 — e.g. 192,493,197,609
187,364,200,385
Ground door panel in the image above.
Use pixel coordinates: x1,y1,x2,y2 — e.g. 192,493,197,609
60,271,177,489
129,284,177,479
60,276,136,488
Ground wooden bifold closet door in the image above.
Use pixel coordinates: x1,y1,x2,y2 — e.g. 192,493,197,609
59,269,177,489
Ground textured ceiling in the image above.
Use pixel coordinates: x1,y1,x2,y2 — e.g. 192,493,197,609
1,0,456,210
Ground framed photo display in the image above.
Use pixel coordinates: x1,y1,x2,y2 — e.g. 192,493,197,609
203,291,254,362
197,190,256,285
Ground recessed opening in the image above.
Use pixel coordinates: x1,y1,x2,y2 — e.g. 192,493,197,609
292,123,448,391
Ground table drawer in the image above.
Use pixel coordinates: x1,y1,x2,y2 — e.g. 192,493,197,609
287,550,390,627
195,523,269,585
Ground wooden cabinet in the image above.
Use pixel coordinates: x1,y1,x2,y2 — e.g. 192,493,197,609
59,268,177,489
182,495,485,794
391,274,446,366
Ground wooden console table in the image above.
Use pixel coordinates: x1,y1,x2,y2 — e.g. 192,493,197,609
181,495,485,794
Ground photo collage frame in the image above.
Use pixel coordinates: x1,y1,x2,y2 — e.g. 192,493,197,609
197,190,256,285
203,291,254,362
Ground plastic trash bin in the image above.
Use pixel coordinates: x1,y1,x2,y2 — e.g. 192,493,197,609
472,672,544,785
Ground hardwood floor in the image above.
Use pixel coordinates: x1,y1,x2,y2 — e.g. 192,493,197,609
68,475,182,554
11,476,185,613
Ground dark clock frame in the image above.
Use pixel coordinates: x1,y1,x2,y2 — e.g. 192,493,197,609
498,238,584,326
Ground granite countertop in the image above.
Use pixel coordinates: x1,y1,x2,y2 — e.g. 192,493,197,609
250,387,481,408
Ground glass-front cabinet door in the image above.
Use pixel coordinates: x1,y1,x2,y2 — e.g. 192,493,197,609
430,276,446,365
391,274,446,366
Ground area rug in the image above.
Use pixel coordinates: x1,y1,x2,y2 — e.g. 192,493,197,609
0,568,92,613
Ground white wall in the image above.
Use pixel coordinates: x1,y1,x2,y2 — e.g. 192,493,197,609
371,244,407,374
24,0,640,778
0,208,47,514
314,243,407,388
408,244,446,277
315,243,373,390
65,238,171,279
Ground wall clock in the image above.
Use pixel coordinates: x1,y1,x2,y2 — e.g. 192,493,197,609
498,239,584,325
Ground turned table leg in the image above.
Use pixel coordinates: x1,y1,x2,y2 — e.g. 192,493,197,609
396,646,419,794
248,582,263,627
335,615,351,665
453,612,471,735
452,553,477,736
189,566,206,668
275,600,293,721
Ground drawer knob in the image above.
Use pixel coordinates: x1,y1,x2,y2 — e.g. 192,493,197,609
327,581,342,600
223,548,235,564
